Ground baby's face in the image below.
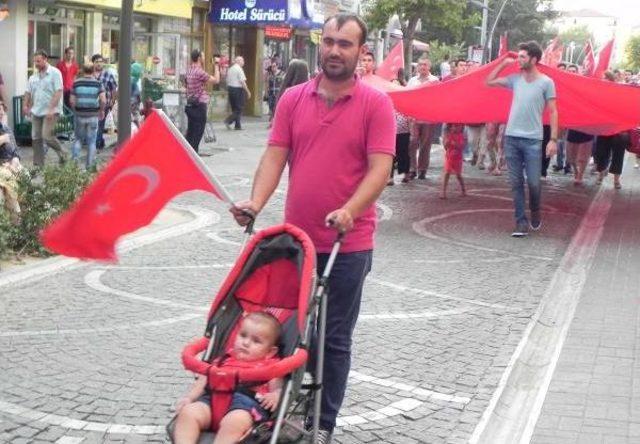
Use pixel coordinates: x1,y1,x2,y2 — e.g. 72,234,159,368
232,318,277,361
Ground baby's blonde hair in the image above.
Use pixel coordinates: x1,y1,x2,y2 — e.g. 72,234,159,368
244,312,282,346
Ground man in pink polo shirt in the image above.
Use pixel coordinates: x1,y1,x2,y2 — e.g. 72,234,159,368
231,13,395,443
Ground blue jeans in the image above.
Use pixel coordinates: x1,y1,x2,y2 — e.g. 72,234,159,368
504,136,542,224
312,250,372,432
72,116,99,169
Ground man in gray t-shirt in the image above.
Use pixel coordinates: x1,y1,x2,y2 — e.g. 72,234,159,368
486,41,558,237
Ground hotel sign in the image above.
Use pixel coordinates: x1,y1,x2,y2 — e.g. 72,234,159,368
208,0,288,24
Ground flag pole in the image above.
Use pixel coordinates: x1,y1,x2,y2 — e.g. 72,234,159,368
155,110,236,206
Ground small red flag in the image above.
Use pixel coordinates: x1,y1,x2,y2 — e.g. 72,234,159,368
498,32,508,57
582,40,596,76
41,111,231,261
593,38,615,79
376,40,405,81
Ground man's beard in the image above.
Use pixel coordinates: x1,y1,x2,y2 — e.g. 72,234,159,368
321,56,355,81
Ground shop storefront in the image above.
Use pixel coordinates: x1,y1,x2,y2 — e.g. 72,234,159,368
207,0,323,116
26,1,205,88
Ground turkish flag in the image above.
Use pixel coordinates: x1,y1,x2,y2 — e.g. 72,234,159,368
41,111,231,261
388,52,640,135
594,38,615,79
582,40,596,76
498,32,508,57
541,37,563,67
376,40,405,81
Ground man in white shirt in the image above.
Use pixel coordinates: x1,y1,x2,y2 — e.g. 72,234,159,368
406,57,439,180
439,54,451,79
224,56,252,130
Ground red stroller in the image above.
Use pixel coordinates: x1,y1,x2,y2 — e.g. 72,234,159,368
168,223,343,443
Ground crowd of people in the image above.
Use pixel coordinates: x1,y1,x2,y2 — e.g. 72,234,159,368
359,44,639,235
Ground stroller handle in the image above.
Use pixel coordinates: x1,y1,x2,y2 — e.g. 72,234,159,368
182,337,308,385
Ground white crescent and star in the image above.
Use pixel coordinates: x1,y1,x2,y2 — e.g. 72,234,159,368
95,165,161,215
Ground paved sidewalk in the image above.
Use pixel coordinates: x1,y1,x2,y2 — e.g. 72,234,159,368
532,160,640,444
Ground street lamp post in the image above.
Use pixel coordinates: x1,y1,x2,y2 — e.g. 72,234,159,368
469,0,490,63
486,0,512,61
117,0,133,145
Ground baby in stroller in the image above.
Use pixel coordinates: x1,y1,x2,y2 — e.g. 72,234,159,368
174,312,284,444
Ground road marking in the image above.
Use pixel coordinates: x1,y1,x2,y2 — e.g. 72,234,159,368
469,188,613,444
97,264,234,270
84,270,208,311
350,371,470,404
413,209,555,261
359,308,474,320
0,206,221,289
336,398,423,427
0,400,165,435
0,370,463,433
56,438,84,444
377,201,393,221
368,277,509,309
206,231,242,246
0,313,202,337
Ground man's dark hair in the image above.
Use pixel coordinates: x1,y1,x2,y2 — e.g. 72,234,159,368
517,41,543,64
556,62,567,69
64,46,74,55
190,49,202,63
444,53,450,61
454,58,466,67
323,13,368,46
34,49,48,59
363,51,375,60
91,54,103,63
568,64,579,71
82,63,94,75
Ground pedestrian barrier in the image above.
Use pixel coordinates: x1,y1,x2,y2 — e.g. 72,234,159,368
12,95,75,145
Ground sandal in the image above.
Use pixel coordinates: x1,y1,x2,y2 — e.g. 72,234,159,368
614,182,622,189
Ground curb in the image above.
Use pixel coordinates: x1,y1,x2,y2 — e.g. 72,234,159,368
469,187,613,444
0,205,220,289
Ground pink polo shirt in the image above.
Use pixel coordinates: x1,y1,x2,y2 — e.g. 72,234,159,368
268,75,396,253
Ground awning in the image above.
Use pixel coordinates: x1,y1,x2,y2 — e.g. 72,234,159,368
208,0,323,29
412,39,430,52
62,0,193,19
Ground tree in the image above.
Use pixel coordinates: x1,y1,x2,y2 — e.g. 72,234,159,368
487,0,558,60
364,0,480,74
558,25,594,65
624,34,640,72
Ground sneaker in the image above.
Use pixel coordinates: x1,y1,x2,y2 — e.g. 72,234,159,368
511,222,529,238
315,429,332,444
418,170,426,180
530,211,542,231
552,165,562,172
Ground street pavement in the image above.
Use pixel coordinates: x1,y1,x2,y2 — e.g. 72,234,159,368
0,120,638,443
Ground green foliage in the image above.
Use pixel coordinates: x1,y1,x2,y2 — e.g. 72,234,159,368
557,25,594,65
2,163,95,258
426,40,467,75
624,34,640,72
0,208,12,259
488,0,559,59
364,0,480,72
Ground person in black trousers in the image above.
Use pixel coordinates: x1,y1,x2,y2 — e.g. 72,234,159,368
595,133,628,189
224,56,251,130
184,50,219,153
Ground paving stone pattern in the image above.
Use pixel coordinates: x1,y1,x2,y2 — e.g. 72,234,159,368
0,120,600,443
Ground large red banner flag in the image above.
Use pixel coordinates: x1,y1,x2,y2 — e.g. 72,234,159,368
498,32,508,57
593,38,615,79
376,40,405,81
387,52,640,136
41,110,232,261
582,40,596,76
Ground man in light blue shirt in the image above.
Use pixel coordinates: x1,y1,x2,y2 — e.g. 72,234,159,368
23,50,67,167
486,41,558,237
